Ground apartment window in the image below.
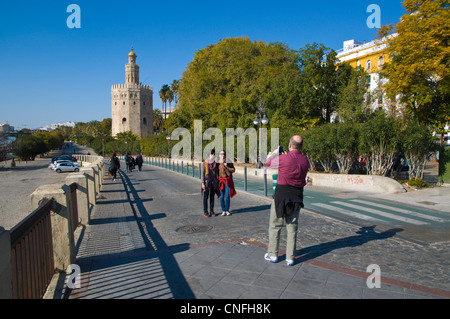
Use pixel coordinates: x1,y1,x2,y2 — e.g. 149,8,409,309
366,59,371,71
378,56,384,68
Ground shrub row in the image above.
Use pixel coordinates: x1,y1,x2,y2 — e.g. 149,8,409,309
301,113,436,178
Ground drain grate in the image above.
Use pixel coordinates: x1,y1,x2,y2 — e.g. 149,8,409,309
176,225,213,234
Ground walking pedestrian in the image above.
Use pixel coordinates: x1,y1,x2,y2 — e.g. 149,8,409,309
125,153,129,172
264,135,309,266
136,152,143,171
127,155,134,172
218,150,236,216
201,149,219,217
110,151,120,181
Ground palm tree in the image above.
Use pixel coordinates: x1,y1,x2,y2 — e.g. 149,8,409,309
152,109,164,134
167,89,174,115
159,84,171,121
171,79,180,106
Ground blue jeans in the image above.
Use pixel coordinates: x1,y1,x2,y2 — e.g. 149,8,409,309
220,185,230,212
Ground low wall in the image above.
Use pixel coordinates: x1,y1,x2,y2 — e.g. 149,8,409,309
141,157,405,194
306,172,405,193
235,167,405,194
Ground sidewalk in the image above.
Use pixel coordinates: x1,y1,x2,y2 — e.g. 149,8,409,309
57,164,449,300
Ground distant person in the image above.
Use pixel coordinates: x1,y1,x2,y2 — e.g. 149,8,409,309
218,150,236,216
127,155,135,172
110,151,120,181
125,153,129,172
264,135,310,266
201,149,219,217
136,152,143,171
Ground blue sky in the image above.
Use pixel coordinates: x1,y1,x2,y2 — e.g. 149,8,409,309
0,0,406,130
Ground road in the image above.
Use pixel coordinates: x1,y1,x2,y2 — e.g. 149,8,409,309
117,161,450,292
0,142,95,230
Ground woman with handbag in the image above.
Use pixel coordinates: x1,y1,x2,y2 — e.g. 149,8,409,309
218,150,236,216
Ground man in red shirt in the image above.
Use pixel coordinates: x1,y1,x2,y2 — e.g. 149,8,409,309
264,135,310,266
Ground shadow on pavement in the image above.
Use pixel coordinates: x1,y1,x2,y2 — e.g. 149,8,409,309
296,226,403,263
119,169,196,298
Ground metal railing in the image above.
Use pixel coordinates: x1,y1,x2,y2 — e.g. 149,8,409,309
135,157,275,197
10,199,55,299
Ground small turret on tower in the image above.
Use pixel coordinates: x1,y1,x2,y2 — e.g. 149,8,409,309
125,47,139,84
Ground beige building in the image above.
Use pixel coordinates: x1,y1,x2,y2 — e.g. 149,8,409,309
111,48,153,138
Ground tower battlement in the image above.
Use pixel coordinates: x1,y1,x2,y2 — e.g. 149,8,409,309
111,83,153,91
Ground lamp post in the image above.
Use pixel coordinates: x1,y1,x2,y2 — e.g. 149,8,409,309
253,97,269,169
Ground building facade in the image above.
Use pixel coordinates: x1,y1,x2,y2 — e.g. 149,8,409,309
0,121,14,133
337,38,390,90
111,49,153,139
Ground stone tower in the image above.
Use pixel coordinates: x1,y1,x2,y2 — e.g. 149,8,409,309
111,48,153,139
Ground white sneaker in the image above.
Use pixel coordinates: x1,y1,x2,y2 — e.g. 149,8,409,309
286,259,294,266
264,253,278,263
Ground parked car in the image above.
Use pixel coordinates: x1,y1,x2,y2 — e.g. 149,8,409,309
49,159,74,170
50,155,77,164
53,161,81,173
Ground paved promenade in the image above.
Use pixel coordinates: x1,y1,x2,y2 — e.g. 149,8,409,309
51,160,450,300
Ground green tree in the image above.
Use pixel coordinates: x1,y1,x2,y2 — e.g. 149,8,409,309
298,43,352,124
400,120,436,179
358,112,402,175
100,118,112,136
378,0,450,139
171,79,180,106
11,135,47,161
159,84,172,122
175,37,299,132
153,109,164,134
115,131,139,142
336,66,372,123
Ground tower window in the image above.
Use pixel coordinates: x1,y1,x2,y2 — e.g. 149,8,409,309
143,118,147,125
122,117,127,124
123,101,125,105
133,101,136,105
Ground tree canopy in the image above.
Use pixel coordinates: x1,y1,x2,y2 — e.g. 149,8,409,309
167,37,369,133
378,0,450,129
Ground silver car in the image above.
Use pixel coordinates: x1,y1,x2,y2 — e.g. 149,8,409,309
49,159,73,170
53,161,81,173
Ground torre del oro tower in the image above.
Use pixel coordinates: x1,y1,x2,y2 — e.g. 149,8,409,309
111,49,153,139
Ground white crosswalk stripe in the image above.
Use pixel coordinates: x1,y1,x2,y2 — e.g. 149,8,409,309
312,203,384,223
350,199,446,223
331,201,428,225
